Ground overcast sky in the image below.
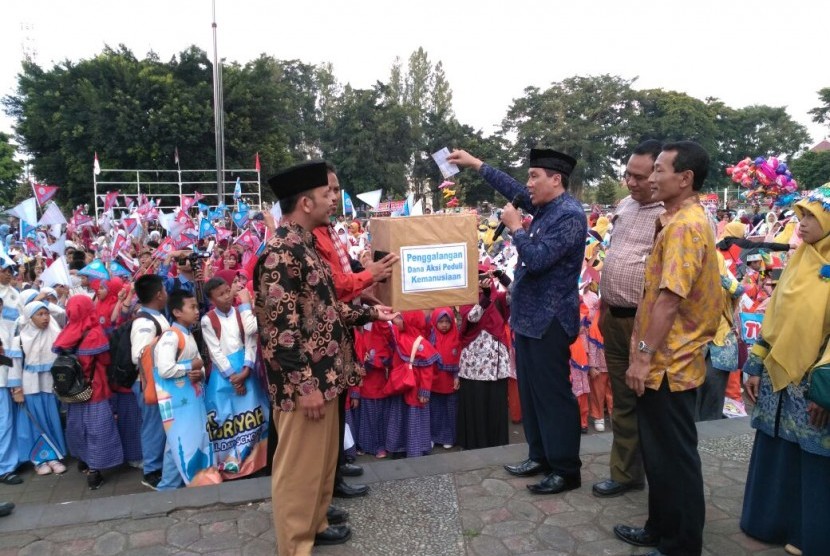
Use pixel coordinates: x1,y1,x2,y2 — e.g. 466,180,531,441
1,0,828,149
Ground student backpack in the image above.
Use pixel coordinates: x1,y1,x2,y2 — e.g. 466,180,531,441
107,311,162,388
51,331,93,403
140,327,186,405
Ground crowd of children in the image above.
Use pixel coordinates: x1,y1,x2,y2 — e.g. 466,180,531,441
0,254,269,492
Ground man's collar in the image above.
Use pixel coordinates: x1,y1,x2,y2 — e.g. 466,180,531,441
658,195,700,227
214,306,234,318
172,322,192,335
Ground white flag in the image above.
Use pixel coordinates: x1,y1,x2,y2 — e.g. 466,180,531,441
356,189,383,210
40,256,72,287
410,199,424,216
7,197,38,225
37,201,67,227
48,235,66,256
50,223,62,239
93,152,101,176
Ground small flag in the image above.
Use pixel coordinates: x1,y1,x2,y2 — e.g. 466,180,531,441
234,177,242,200
231,209,249,228
215,226,232,242
47,235,66,256
174,147,180,167
235,229,260,251
20,220,36,239
103,191,120,211
8,197,38,225
93,152,101,176
197,202,209,213
40,257,72,287
78,259,110,280
255,152,261,172
356,189,383,210
32,183,59,205
110,260,131,278
199,218,217,240
342,191,357,219
152,237,176,260
37,202,67,227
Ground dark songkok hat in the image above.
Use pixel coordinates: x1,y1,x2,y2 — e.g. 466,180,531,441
529,148,577,176
267,161,329,199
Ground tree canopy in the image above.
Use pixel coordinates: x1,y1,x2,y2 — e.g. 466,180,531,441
2,45,819,209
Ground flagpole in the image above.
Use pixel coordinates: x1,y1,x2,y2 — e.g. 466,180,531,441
176,148,183,202
211,0,226,207
93,160,99,225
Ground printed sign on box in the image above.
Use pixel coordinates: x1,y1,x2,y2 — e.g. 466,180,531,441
401,243,468,293
371,214,478,311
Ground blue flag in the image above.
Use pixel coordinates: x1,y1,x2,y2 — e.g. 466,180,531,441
20,220,36,239
343,191,356,218
233,177,242,200
110,260,131,278
199,218,218,240
232,210,249,229
197,202,209,213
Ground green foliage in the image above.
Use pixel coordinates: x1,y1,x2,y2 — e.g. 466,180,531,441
790,150,830,189
503,75,637,199
0,133,24,207
595,176,622,205
4,47,816,213
809,87,830,128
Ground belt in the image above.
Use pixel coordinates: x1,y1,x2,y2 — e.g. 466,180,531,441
607,305,637,318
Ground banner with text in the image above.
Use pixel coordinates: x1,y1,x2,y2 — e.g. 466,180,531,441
401,243,468,293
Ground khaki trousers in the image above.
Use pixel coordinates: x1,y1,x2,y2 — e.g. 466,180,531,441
598,305,645,485
272,399,339,556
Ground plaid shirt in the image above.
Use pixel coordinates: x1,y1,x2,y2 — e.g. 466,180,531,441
600,196,665,308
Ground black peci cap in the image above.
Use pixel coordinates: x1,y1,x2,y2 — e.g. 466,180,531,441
529,148,577,176
266,161,329,199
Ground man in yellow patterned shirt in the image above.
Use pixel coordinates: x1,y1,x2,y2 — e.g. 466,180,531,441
613,142,720,556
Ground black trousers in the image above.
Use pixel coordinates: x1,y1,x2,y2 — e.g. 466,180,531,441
638,376,705,556
332,390,347,487
514,320,582,478
694,352,729,422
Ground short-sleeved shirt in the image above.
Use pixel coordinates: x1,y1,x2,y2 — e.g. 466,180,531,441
634,197,721,392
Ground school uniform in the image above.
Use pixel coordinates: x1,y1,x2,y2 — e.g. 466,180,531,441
201,303,269,478
130,307,170,475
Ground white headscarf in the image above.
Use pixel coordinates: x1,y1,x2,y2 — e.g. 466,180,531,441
19,300,62,370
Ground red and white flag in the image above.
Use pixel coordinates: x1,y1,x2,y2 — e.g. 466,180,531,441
255,152,261,172
102,190,120,211
234,229,260,251
32,183,59,205
93,152,101,176
181,195,197,212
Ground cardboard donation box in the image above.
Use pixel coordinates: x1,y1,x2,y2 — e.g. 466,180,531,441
370,214,479,311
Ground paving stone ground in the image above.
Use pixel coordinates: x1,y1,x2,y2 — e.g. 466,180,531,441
0,419,787,556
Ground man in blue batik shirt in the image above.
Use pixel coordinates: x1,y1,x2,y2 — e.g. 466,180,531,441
448,147,587,495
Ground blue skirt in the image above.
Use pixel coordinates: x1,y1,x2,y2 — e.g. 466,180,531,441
385,396,431,458
66,399,124,470
356,398,389,455
741,431,830,554
429,392,457,446
0,389,18,474
16,392,66,465
112,392,143,462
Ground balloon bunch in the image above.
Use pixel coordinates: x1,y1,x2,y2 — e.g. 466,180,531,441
726,156,798,205
439,180,461,208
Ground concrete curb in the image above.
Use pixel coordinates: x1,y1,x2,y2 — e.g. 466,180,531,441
0,417,752,533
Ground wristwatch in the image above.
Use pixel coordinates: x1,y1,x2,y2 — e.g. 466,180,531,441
637,340,656,355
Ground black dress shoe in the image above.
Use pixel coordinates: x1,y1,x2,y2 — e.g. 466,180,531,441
0,502,14,518
526,472,581,495
613,524,660,547
592,479,645,498
326,505,349,525
504,458,549,477
314,524,352,546
333,480,369,498
339,463,364,477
